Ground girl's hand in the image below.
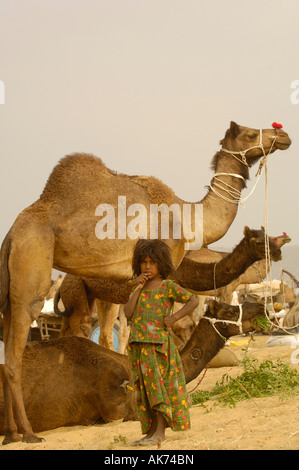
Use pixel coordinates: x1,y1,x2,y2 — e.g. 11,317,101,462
134,273,149,290
164,296,199,328
164,315,175,328
124,273,149,320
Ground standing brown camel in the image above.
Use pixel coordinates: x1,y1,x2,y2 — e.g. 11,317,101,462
55,226,283,339
0,122,291,443
0,300,266,436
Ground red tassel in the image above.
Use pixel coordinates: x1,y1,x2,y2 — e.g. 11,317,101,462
272,122,283,129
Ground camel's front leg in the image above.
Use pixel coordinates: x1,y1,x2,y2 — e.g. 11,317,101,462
3,240,53,442
0,305,22,444
1,220,54,444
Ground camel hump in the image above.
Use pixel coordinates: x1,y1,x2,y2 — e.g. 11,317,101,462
60,153,112,173
40,153,115,200
130,175,174,205
40,152,174,205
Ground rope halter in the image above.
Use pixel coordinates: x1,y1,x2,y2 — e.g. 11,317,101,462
209,129,277,206
221,128,265,167
189,305,244,362
204,304,244,343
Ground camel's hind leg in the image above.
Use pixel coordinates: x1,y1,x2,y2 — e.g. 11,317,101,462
59,275,92,338
97,300,119,350
0,305,22,444
2,230,53,444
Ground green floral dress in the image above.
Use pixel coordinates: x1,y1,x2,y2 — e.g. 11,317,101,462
127,279,192,434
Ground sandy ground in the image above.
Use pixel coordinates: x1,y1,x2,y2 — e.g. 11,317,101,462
1,335,299,451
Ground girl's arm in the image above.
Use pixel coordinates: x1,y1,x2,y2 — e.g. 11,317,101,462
124,273,148,320
164,295,199,328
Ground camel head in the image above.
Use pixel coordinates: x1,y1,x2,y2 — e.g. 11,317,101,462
220,121,291,167
243,226,282,262
205,299,267,338
271,231,291,248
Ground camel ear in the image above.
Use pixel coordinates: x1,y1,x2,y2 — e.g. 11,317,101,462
244,226,251,236
260,226,265,232
230,121,240,138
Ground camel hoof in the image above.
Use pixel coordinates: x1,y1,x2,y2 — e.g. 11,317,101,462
2,432,22,445
22,433,45,443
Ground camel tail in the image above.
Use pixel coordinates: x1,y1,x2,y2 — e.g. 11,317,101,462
54,288,74,317
0,233,11,315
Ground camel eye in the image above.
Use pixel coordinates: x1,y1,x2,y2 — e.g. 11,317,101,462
248,133,257,139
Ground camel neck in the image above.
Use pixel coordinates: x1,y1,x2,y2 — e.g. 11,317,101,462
221,235,255,266
180,317,226,384
176,236,255,293
216,150,250,178
190,151,250,246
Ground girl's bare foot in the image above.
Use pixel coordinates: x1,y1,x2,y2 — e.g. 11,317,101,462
148,412,167,442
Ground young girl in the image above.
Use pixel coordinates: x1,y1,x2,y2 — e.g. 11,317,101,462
124,239,199,446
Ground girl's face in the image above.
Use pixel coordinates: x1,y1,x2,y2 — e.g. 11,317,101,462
140,256,160,279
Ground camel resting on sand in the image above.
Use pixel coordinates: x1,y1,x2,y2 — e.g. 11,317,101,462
0,300,267,436
0,122,291,444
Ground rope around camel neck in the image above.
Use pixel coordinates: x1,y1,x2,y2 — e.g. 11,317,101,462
187,308,244,395
209,170,263,207
209,129,275,207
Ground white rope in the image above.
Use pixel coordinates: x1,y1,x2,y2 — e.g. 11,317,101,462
209,129,273,207
260,138,299,335
205,304,244,343
211,173,244,203
221,129,265,165
209,171,263,207
210,128,298,334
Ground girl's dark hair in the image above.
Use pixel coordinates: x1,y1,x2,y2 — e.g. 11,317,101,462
132,239,175,280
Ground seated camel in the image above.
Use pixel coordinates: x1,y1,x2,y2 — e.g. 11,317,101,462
0,337,137,440
0,300,266,439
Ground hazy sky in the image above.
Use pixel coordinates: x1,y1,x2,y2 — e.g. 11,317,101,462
1,0,299,264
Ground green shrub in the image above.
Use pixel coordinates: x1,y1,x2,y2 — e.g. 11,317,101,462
192,357,299,409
